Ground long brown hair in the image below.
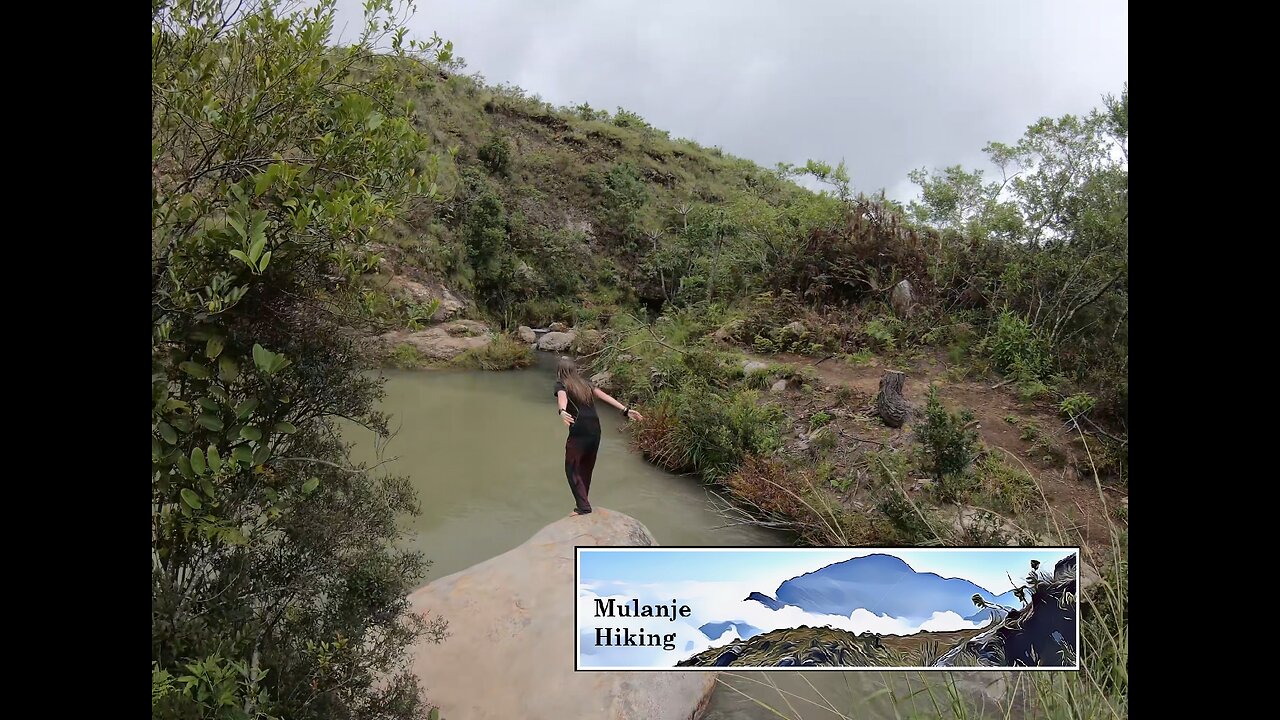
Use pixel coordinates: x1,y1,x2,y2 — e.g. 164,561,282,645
557,357,594,407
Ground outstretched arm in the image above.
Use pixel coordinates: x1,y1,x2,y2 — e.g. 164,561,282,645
593,387,644,421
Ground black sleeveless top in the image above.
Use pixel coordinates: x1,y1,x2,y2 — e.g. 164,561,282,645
554,381,600,437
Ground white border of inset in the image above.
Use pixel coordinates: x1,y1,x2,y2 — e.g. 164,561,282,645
575,546,1082,672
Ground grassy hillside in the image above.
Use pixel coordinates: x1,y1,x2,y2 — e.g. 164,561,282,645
362,62,1128,718
153,2,1123,717
677,625,979,668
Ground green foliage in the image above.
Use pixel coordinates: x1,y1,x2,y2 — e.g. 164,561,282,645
933,471,980,506
867,448,910,488
810,426,838,453
876,494,934,544
975,454,1039,514
843,349,875,366
916,387,979,482
612,107,651,130
662,382,785,481
808,411,833,431
477,134,512,175
1019,420,1042,443
391,343,424,369
985,310,1050,379
597,162,648,244
453,335,534,370
1059,392,1097,421
862,317,898,352
152,2,452,717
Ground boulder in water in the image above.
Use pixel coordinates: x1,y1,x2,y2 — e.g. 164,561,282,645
537,331,577,352
404,509,718,720
517,325,537,344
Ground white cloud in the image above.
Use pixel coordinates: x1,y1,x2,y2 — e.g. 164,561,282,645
332,0,1127,203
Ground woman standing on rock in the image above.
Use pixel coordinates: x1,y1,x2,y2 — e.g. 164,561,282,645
554,357,643,515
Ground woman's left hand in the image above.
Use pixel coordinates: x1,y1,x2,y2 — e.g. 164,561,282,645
626,409,644,422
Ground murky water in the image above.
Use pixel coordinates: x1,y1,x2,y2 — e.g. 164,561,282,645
345,354,1005,719
343,355,790,580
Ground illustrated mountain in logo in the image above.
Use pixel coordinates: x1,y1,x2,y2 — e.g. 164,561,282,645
744,553,1024,622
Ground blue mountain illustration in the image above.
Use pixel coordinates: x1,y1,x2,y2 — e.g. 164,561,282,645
699,621,763,641
745,553,1021,622
744,591,784,610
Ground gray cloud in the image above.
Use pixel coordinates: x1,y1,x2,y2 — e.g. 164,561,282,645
334,0,1127,201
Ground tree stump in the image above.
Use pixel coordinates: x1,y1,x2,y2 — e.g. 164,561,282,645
876,370,911,428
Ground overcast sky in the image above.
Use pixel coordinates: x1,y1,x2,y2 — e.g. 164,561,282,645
333,0,1127,202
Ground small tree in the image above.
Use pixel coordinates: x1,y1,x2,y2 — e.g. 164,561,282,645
152,2,452,717
916,387,980,488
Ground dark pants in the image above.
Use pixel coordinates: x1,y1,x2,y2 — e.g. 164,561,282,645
565,433,600,513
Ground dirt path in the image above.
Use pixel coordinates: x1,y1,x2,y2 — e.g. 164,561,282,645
748,350,1125,549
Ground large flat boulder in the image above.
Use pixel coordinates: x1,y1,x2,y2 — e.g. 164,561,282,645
380,320,491,361
405,509,717,720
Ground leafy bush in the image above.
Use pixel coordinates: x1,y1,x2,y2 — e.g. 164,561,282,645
1059,392,1097,421
477,134,512,175
876,495,935,544
985,310,1050,379
642,381,785,481
597,162,648,243
863,317,898,351
809,411,833,431
151,2,453,717
916,387,979,481
453,335,534,370
753,334,778,354
933,472,980,505
391,343,424,369
976,454,1039,514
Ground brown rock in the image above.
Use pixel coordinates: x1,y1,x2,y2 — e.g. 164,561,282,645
537,331,577,352
381,320,491,361
404,510,718,720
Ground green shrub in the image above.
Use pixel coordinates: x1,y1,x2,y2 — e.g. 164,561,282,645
916,387,979,481
863,317,898,352
867,448,911,488
844,349,876,366
1018,377,1052,401
810,426,838,453
453,335,534,370
478,134,513,175
976,454,1039,514
876,494,935,544
390,343,423,369
933,472,980,505
1059,392,1097,421
809,411,833,431
665,382,785,481
985,310,1050,379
